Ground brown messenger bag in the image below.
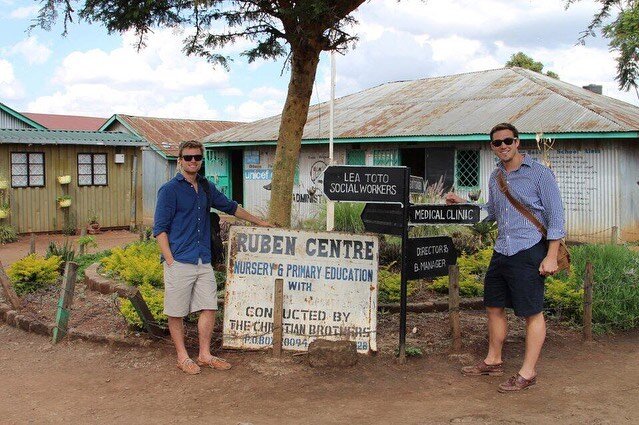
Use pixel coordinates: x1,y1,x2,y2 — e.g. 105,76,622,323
496,170,570,273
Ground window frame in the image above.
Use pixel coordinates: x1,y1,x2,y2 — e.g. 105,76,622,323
77,153,109,187
454,149,480,190
10,151,46,188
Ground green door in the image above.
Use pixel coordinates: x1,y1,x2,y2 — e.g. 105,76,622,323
205,149,231,196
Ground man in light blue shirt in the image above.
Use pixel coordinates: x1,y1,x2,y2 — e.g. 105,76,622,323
446,122,565,392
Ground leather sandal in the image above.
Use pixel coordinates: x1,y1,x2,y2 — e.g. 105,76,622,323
498,373,537,392
176,358,201,375
197,356,232,370
461,361,504,376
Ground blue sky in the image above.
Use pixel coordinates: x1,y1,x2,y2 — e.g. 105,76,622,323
1,0,637,122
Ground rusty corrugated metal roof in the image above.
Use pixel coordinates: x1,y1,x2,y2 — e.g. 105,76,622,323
117,115,243,156
22,112,107,131
205,67,639,144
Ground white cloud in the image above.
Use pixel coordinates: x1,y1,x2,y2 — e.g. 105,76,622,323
52,28,230,92
9,36,52,64
224,100,283,122
147,95,220,119
249,86,286,100
9,5,39,19
219,87,243,96
0,59,25,100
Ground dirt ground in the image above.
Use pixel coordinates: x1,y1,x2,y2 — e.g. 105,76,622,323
1,316,638,424
0,229,139,266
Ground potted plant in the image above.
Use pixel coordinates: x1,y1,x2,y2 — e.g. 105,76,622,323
57,175,71,184
0,202,9,219
0,179,8,190
58,195,72,208
87,212,101,234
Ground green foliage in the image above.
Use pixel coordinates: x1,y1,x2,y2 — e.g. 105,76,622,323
567,244,639,331
7,254,61,296
544,276,583,319
429,247,493,297
506,51,559,79
471,220,498,246
0,224,18,244
119,283,167,328
300,201,365,234
77,235,98,253
379,236,402,268
602,2,639,92
395,345,423,358
62,212,77,236
378,269,417,303
75,250,112,279
101,241,163,288
45,239,76,263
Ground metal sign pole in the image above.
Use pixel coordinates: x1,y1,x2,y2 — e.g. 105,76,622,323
399,167,411,364
326,51,336,231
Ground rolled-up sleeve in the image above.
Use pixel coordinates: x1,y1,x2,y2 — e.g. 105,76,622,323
153,184,177,237
538,168,565,240
209,182,239,215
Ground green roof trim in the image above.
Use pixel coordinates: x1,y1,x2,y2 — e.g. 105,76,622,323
0,128,146,146
0,102,47,130
204,131,639,148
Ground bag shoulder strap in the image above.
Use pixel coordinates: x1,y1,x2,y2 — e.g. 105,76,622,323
495,170,548,238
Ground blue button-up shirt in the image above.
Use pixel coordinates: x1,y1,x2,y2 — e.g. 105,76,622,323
486,155,565,256
153,173,238,264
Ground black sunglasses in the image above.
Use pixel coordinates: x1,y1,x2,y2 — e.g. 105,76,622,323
181,154,203,162
491,137,517,147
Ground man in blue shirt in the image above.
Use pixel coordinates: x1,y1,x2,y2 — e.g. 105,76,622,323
154,140,270,375
446,123,565,392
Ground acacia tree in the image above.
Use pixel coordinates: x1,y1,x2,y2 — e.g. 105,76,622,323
505,51,560,79
34,0,366,227
568,0,639,96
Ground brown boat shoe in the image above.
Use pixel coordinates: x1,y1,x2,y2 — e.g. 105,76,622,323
197,355,232,370
176,358,201,375
498,373,537,392
461,361,504,376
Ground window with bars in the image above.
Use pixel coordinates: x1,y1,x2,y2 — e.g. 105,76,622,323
78,153,108,186
373,149,400,166
11,152,45,188
455,150,480,188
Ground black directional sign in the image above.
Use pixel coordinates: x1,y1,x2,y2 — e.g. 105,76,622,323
409,204,481,225
323,165,406,204
361,203,404,236
406,236,458,280
409,175,425,194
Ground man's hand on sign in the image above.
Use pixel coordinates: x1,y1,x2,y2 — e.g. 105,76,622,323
445,192,466,205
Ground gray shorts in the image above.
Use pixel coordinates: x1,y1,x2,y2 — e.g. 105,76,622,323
163,259,218,317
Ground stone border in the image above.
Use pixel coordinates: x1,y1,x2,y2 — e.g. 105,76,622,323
0,301,151,347
84,263,137,298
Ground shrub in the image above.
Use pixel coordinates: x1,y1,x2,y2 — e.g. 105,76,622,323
119,283,167,328
0,224,18,244
75,250,112,279
378,269,417,303
299,202,364,234
429,247,493,297
379,236,401,268
46,239,76,263
563,244,639,331
101,241,163,287
544,276,583,320
7,254,62,296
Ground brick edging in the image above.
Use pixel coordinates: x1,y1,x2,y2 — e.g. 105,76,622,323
0,285,151,347
84,263,137,297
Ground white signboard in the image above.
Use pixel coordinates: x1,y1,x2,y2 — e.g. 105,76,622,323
223,227,379,353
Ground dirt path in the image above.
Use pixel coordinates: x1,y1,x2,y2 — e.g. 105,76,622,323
0,230,139,266
1,323,637,424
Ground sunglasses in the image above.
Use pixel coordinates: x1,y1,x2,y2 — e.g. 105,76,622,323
491,137,516,147
181,154,203,162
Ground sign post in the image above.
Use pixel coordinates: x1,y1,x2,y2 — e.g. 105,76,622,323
398,168,411,363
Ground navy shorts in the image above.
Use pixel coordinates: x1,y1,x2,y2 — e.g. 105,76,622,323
484,240,547,317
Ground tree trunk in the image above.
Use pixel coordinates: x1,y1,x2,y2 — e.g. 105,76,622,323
268,46,321,227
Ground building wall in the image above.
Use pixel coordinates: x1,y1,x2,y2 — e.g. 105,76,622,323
0,143,141,233
0,110,34,129
227,138,636,242
141,147,172,225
